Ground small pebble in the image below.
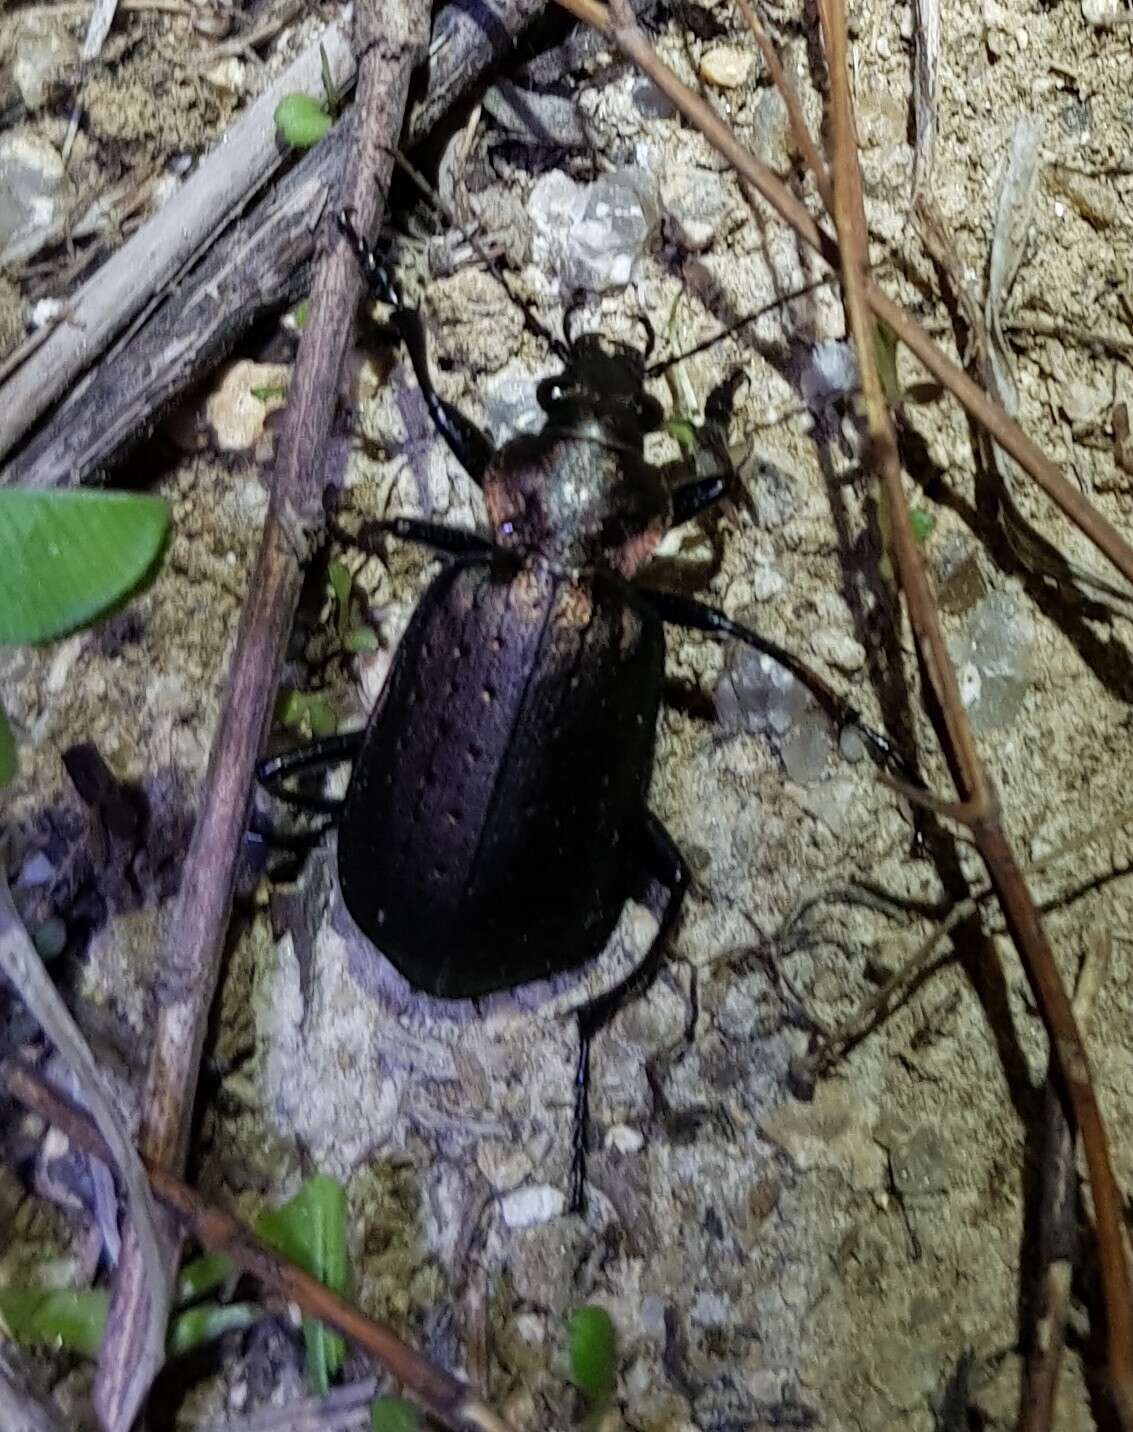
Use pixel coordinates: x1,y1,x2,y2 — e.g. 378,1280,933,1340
500,1184,565,1229
698,45,755,89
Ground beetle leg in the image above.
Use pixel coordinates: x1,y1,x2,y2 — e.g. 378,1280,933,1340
635,587,920,785
330,516,498,561
256,731,365,815
571,811,690,1214
666,371,746,528
338,209,495,485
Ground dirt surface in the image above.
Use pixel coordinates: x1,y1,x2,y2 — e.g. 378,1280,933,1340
2,1,1133,1430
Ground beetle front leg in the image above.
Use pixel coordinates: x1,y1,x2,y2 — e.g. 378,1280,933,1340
331,516,499,562
638,587,919,785
338,209,495,485
571,811,690,1215
666,371,745,529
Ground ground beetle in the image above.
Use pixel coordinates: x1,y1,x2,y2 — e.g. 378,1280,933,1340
259,210,905,1208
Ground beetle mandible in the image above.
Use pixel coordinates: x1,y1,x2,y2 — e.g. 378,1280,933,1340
259,209,904,1208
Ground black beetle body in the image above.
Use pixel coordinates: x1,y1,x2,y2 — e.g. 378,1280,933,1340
259,212,903,1204
338,558,663,997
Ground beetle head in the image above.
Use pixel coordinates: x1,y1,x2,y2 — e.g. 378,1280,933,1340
536,327,664,446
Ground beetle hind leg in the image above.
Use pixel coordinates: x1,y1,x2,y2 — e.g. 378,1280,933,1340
571,812,689,1214
256,731,364,815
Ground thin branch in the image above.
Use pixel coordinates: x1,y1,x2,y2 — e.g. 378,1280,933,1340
89,2,430,1423
0,16,355,466
1019,932,1113,1432
2,0,550,490
821,0,1133,1419
2,1064,514,1432
551,0,1133,590
0,871,171,1431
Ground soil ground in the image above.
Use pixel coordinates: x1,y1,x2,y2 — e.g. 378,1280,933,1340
1,1,1132,1429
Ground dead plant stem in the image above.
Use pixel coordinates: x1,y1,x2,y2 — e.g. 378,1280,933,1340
551,0,1133,590
3,1064,514,1432
90,3,431,1423
557,0,1133,1416
822,0,1133,1417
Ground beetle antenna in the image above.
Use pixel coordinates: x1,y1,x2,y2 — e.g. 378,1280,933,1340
383,145,570,362
644,276,834,377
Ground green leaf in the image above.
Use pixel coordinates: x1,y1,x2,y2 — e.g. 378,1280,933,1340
258,1175,348,1395
567,1305,617,1406
345,625,378,653
908,507,936,545
328,559,353,611
276,690,337,738
250,383,288,402
176,1252,235,1306
664,417,698,454
872,319,901,403
291,299,310,330
274,94,332,149
0,1288,108,1357
328,558,354,643
167,1301,261,1357
0,490,169,646
307,697,337,739
371,1397,420,1432
0,701,14,788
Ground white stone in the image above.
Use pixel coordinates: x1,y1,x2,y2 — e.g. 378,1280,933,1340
205,360,290,450
500,1183,565,1229
698,45,755,89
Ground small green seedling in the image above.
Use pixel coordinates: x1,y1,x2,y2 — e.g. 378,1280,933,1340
0,1286,260,1361
276,688,338,739
250,383,289,403
0,488,170,789
258,1174,349,1396
371,1397,421,1432
0,1175,350,1379
328,559,378,653
567,1305,618,1408
274,93,332,150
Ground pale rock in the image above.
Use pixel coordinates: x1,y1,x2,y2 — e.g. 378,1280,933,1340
500,1183,565,1228
0,132,67,251
206,360,290,450
698,45,755,89
810,626,866,673
12,18,78,111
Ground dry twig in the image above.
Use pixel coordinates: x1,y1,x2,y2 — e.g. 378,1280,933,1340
552,0,1133,589
818,0,1133,1418
551,0,1133,1419
1,0,548,490
88,2,430,1422
0,16,355,466
0,871,170,1430
1019,932,1113,1432
3,1064,513,1432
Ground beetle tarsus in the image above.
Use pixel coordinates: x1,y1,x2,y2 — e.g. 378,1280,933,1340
636,586,920,786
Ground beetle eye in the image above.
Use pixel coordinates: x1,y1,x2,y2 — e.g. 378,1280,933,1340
537,376,571,410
